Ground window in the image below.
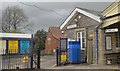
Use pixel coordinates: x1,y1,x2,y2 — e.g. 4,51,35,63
115,32,120,47
60,38,67,51
77,32,85,50
106,36,112,50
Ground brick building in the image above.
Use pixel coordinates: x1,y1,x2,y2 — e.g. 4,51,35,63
45,27,64,52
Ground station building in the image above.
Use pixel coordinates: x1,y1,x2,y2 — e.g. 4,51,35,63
60,7,102,64
45,1,120,65
98,1,120,65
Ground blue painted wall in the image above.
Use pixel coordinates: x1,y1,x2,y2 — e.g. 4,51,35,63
20,40,30,54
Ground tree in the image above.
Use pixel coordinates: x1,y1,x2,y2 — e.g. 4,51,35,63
34,29,47,50
2,6,28,33
0,19,2,32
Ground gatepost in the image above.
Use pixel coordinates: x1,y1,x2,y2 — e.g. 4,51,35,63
30,34,34,69
37,48,40,69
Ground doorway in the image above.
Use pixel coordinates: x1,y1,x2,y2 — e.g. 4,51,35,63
77,31,86,62
88,38,93,64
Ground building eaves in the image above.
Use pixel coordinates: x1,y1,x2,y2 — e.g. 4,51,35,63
60,7,102,30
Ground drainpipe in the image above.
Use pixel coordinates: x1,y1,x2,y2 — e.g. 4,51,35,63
86,27,88,63
96,27,99,64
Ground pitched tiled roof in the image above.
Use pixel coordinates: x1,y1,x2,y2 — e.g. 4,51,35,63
60,7,102,30
78,7,101,16
49,27,64,39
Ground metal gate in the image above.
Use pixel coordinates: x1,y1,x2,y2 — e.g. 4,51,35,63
1,48,40,70
1,49,31,69
32,48,40,69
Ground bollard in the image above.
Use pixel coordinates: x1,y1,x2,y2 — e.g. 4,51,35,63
16,67,19,69
37,48,40,69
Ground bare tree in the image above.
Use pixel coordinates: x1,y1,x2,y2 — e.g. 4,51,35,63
2,6,28,33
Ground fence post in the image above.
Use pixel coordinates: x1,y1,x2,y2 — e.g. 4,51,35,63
30,34,34,69
56,48,59,66
37,48,40,69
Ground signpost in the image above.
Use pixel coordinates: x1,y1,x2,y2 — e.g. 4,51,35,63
59,38,68,65
60,38,67,52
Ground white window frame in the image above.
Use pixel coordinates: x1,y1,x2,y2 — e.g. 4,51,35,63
105,36,112,50
77,32,85,50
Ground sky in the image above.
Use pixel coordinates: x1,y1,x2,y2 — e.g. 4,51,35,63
0,2,113,34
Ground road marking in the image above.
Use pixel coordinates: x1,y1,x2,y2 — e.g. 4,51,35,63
112,68,120,70
41,59,55,65
65,66,74,67
52,64,56,67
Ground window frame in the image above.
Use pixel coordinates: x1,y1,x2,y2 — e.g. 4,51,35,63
115,31,120,47
77,31,85,50
105,36,112,51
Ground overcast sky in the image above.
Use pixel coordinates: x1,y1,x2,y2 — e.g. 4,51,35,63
0,2,112,33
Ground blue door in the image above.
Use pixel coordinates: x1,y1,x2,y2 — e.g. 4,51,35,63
69,41,81,63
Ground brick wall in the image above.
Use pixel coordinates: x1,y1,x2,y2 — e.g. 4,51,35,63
45,31,59,53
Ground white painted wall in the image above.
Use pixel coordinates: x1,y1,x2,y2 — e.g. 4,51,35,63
0,33,32,38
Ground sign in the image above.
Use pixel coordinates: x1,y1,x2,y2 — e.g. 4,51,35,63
105,28,118,33
89,34,95,38
23,56,29,63
67,24,77,29
8,40,18,53
20,40,30,54
61,54,66,62
0,40,6,54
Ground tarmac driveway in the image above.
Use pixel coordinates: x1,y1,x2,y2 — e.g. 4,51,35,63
40,55,120,70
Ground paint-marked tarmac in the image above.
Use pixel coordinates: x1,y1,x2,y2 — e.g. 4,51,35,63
52,64,56,67
41,59,55,65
